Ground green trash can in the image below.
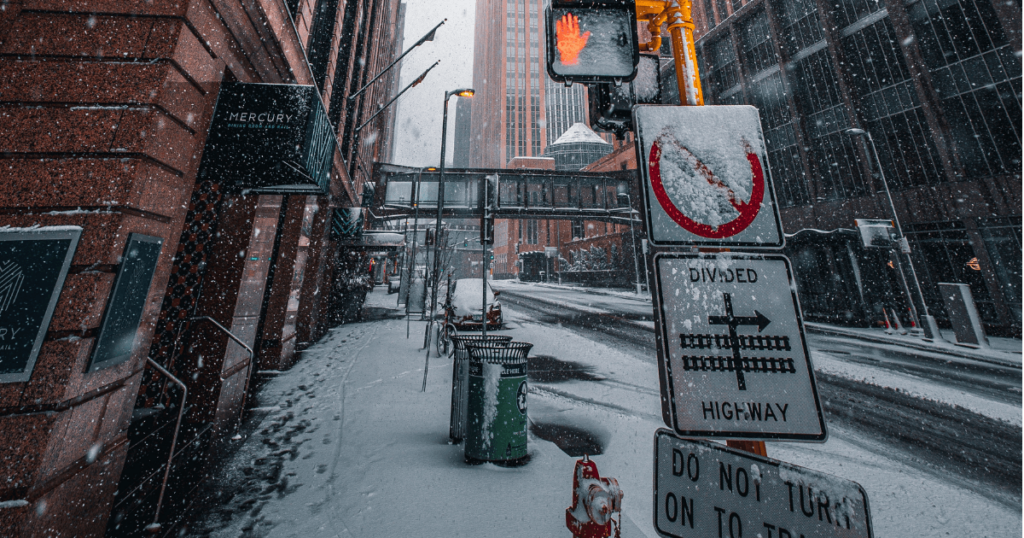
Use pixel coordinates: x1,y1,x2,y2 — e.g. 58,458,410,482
450,335,513,444
464,341,533,463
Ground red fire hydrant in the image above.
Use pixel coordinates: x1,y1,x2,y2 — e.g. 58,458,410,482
566,455,623,538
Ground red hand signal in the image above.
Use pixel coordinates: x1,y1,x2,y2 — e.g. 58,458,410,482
556,13,590,65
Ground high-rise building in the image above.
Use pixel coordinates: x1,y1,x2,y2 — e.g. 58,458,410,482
454,98,473,167
469,0,589,168
590,0,1020,334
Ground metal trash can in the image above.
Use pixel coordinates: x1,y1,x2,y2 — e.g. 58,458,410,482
464,341,533,463
450,335,513,443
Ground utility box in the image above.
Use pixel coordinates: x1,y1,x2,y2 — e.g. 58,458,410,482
938,282,988,347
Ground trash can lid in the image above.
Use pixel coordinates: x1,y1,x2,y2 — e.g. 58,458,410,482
465,341,533,364
451,334,513,350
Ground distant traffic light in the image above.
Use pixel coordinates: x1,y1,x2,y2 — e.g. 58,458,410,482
481,174,497,245
545,0,639,86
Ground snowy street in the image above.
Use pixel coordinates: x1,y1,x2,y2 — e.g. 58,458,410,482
184,287,1022,537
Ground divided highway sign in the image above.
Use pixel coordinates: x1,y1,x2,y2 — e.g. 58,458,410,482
633,105,784,248
653,253,826,440
654,431,873,538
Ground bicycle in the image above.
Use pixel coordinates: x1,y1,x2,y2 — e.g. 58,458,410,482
436,298,458,357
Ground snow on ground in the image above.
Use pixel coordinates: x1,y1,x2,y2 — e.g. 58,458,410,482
189,289,1020,538
812,350,1021,427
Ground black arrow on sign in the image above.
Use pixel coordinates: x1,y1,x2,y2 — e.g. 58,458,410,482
708,293,772,390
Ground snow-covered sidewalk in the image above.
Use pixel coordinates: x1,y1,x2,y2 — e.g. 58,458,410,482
186,289,1021,538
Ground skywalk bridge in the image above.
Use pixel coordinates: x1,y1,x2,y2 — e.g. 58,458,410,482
370,163,641,225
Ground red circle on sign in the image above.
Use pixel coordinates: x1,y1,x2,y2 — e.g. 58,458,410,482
649,137,765,239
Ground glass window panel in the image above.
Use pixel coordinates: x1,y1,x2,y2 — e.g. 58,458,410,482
716,0,730,22
738,10,776,75
705,0,718,28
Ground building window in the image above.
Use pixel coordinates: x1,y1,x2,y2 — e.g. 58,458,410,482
788,47,868,200
907,0,1021,178
704,35,741,103
906,221,998,323
979,217,1022,324
526,220,539,244
771,0,824,57
832,0,885,31
738,10,776,76
704,0,718,29
841,17,945,189
571,220,583,240
716,0,730,23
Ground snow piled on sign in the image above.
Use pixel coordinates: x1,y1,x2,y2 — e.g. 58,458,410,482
639,106,764,227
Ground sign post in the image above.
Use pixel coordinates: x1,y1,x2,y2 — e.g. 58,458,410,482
654,430,874,538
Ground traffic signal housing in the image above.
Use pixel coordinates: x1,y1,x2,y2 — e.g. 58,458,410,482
481,174,497,246
545,0,640,86
588,53,662,138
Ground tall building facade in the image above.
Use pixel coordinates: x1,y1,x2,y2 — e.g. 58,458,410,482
471,0,596,279
454,99,473,167
0,0,403,535
469,0,589,168
589,0,1020,334
692,0,1021,335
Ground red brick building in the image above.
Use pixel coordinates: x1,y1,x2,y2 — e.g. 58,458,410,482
0,0,403,534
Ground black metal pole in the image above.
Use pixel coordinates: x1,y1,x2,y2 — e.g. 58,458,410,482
356,60,440,133
349,19,446,103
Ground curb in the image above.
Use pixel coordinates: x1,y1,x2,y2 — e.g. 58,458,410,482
804,322,1021,369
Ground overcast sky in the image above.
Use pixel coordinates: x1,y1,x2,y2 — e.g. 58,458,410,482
387,0,477,167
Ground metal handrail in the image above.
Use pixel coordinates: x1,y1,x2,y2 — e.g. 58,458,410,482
190,316,256,423
143,358,187,534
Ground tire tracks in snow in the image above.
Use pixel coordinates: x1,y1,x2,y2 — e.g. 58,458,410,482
501,288,1022,507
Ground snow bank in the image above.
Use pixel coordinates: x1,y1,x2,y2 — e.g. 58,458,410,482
813,350,1021,426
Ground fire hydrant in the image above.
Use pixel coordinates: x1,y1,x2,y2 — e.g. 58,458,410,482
566,455,623,538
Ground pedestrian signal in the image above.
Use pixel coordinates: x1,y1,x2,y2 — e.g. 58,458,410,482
545,0,639,85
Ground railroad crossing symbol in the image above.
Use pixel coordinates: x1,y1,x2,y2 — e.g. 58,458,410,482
653,253,826,440
702,292,787,390
633,105,784,248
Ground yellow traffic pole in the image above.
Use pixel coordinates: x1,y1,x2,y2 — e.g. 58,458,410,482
635,0,703,106
636,0,765,457
665,0,704,106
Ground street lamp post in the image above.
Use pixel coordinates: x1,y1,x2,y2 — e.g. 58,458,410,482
426,88,474,359
846,128,940,340
617,190,643,295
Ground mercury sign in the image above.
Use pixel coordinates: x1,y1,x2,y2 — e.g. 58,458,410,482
654,431,874,538
200,82,336,194
0,227,81,383
634,105,784,247
653,253,826,440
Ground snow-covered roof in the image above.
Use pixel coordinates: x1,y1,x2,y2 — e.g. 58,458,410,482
550,123,611,146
